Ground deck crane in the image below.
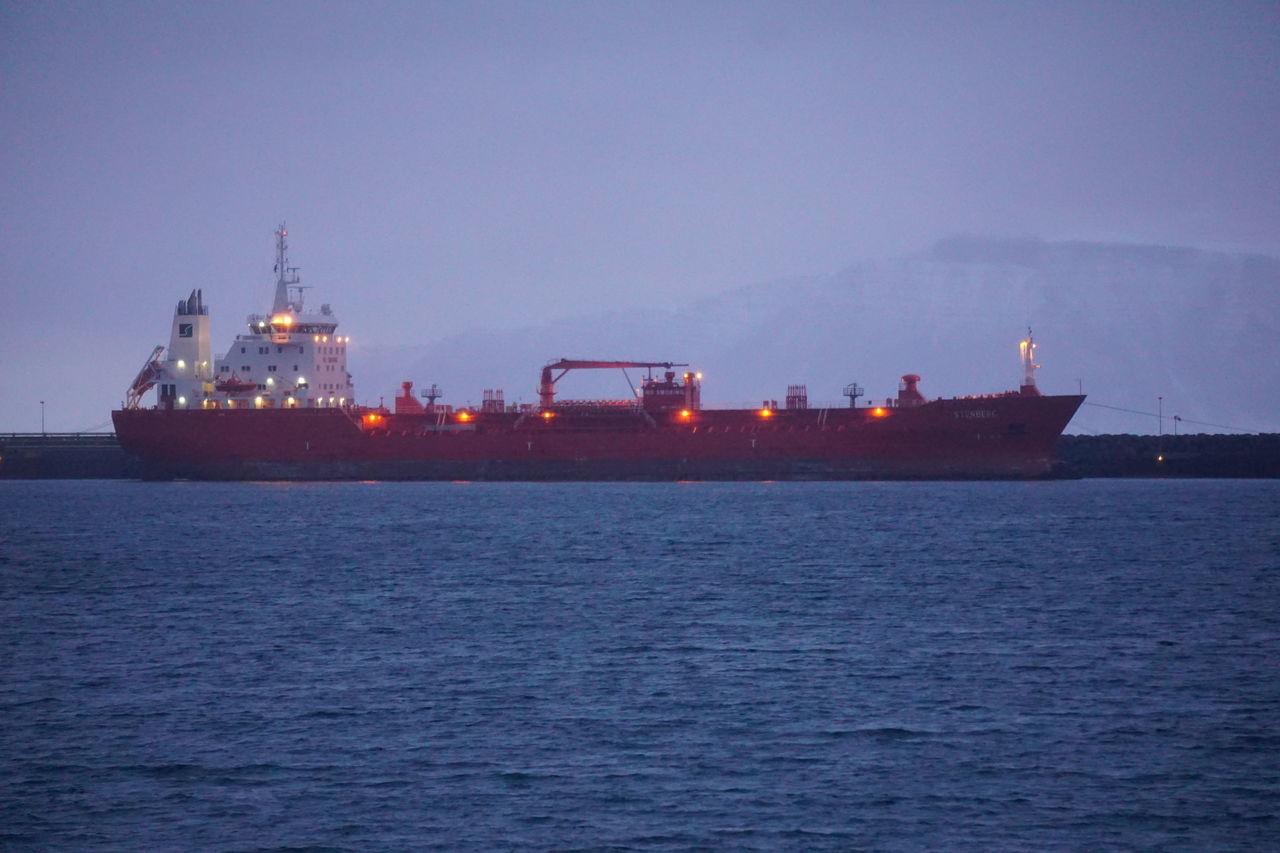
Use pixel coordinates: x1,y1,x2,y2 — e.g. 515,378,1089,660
538,360,687,410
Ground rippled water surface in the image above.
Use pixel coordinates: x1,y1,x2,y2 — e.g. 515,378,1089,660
3,479,1279,851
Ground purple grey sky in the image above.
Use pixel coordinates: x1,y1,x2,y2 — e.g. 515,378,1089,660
2,1,1278,431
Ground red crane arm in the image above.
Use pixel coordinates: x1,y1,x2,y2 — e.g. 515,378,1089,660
538,359,687,409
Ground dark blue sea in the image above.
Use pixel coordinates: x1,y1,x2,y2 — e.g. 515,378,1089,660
3,479,1278,851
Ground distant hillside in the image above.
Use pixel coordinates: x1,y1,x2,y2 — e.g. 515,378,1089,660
355,237,1280,435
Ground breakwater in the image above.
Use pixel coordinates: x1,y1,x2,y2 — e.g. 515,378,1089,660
0,434,139,479
1055,433,1280,478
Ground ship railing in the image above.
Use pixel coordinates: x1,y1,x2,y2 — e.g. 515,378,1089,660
701,399,854,411
550,399,643,409
339,406,371,429
950,391,1024,400
695,392,1030,411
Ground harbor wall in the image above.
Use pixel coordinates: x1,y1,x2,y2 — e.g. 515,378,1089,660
0,434,140,479
1054,433,1280,478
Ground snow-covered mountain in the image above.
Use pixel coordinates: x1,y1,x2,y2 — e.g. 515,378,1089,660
354,237,1280,435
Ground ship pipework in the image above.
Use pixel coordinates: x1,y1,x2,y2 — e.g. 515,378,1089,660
538,360,688,410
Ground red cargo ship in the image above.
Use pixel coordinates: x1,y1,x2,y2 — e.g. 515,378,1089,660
112,226,1083,480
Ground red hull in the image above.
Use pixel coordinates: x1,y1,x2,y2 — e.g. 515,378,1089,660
112,394,1084,480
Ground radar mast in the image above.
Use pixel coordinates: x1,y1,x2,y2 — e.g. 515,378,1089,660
1019,328,1041,396
272,223,302,314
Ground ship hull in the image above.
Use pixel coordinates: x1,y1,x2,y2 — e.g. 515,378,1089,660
112,394,1084,481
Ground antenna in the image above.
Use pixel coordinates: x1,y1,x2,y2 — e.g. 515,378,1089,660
272,223,301,314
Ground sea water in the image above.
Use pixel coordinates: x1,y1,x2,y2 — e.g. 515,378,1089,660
2,479,1278,851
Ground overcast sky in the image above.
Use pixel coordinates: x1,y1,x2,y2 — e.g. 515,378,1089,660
2,0,1277,431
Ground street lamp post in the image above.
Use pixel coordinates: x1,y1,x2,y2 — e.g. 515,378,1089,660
1156,396,1165,466
40,400,45,435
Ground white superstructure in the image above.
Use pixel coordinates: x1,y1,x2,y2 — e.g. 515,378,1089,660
151,289,213,408
127,224,355,410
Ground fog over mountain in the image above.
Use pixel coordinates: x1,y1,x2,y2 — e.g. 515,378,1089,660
356,237,1280,436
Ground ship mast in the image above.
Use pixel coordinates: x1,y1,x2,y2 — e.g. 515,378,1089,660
1019,327,1040,396
271,223,301,314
